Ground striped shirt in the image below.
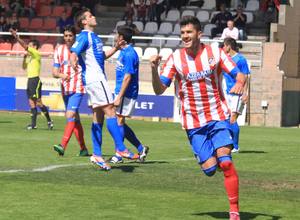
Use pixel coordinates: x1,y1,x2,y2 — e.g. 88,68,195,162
53,44,84,95
160,43,239,130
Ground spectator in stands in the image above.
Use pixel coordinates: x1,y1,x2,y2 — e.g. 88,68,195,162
148,0,165,25
0,14,6,32
263,0,277,41
122,0,135,21
211,3,232,38
21,0,37,19
0,0,10,16
221,20,239,40
233,5,247,40
136,0,148,24
3,13,20,42
56,11,74,33
216,0,231,10
9,0,23,16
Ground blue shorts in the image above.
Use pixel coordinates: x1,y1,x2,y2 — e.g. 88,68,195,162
186,120,233,164
63,93,83,112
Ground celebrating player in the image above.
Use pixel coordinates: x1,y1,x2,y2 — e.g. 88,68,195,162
222,37,250,153
70,9,139,171
52,25,89,157
109,25,149,164
10,29,53,130
150,16,246,220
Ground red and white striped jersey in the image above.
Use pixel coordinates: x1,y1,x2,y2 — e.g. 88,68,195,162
160,43,238,130
53,44,85,95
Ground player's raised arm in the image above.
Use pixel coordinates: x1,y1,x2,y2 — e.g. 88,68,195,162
9,28,28,50
104,39,125,59
150,55,167,95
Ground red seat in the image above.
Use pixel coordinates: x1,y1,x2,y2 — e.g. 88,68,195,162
36,36,49,43
29,18,43,30
38,5,52,17
0,42,12,55
52,6,66,17
40,43,54,56
19,17,30,29
42,18,57,30
10,42,26,55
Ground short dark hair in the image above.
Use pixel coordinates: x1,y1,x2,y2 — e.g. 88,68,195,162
117,25,133,43
180,15,202,32
223,37,238,51
63,25,76,36
29,39,40,49
75,8,90,29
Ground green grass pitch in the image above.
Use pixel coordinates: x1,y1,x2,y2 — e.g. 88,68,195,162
0,112,299,220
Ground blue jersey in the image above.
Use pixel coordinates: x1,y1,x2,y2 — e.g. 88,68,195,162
115,45,139,99
223,53,250,94
71,30,106,85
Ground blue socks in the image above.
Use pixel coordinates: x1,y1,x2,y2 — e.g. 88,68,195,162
106,117,126,152
91,122,103,156
229,122,240,150
124,124,143,152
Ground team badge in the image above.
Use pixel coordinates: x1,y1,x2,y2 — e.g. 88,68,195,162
208,57,216,68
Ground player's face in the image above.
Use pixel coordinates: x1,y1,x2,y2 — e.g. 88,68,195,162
83,11,97,27
28,42,37,49
180,24,202,50
223,43,231,53
64,31,75,47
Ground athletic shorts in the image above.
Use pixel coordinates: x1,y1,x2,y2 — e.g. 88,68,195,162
63,93,84,112
27,77,42,100
186,120,233,164
225,93,245,114
85,80,114,108
115,96,136,117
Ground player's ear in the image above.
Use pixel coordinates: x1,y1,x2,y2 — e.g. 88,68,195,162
198,31,202,39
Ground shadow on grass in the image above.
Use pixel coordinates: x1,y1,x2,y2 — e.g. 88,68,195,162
192,211,281,219
0,121,13,123
111,165,138,172
238,150,266,154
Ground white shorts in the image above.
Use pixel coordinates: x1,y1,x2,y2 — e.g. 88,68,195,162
85,81,114,108
225,93,245,115
115,96,136,117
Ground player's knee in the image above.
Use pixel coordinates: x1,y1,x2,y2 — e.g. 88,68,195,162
218,155,232,171
202,164,217,177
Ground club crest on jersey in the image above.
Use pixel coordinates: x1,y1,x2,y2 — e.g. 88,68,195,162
208,57,216,68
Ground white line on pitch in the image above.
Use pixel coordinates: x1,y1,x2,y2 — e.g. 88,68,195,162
0,158,194,173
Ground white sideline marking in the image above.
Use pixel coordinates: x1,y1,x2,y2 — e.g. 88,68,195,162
0,158,194,174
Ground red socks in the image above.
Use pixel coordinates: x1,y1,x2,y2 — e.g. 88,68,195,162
61,121,76,149
219,161,239,213
73,122,87,150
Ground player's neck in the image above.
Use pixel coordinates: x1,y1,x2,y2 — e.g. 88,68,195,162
229,50,237,57
84,26,94,32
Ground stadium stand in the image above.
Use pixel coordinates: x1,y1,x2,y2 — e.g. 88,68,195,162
142,47,158,60
196,10,210,23
0,42,12,55
165,9,180,22
202,0,216,10
42,18,57,31
159,48,173,61
143,22,158,34
52,6,66,17
157,22,173,35
40,43,54,56
181,10,195,18
10,42,26,55
245,0,260,11
133,21,144,32
203,24,217,37
149,35,165,47
134,46,143,58
164,35,181,48
19,17,30,30
29,18,43,31
172,23,180,35
38,5,52,17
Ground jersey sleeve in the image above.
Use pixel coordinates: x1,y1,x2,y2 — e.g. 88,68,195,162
27,47,41,60
219,48,239,76
238,57,250,75
70,33,89,55
53,47,60,68
159,54,177,87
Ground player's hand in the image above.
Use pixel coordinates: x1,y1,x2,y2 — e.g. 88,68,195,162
114,39,126,50
114,96,121,107
9,28,18,38
241,94,248,104
62,74,70,82
229,82,244,95
150,55,162,68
